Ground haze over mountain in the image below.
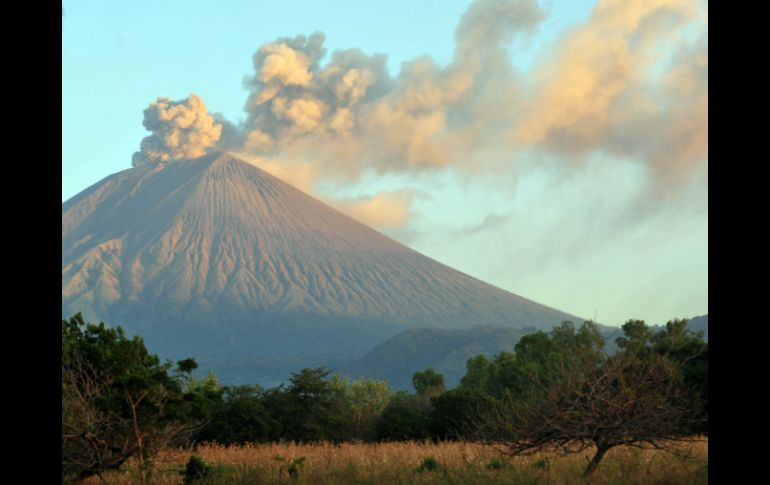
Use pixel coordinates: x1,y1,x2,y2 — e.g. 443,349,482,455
62,152,581,384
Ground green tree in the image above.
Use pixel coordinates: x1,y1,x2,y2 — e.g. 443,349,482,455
458,355,492,393
62,314,212,483
196,385,278,445
458,322,605,400
329,375,392,441
430,389,494,440
412,368,446,397
375,368,447,441
617,318,708,434
483,352,520,397
266,368,346,442
375,392,433,441
615,319,655,355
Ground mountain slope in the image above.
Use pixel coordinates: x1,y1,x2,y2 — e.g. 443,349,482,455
62,152,582,384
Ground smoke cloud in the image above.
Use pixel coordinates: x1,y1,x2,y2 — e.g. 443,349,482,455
133,95,223,167
232,0,546,179
131,0,706,232
228,0,704,190
328,191,415,230
515,0,708,189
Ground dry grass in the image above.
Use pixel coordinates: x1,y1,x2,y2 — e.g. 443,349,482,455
82,439,707,484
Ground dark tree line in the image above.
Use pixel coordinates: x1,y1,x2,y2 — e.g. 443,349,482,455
62,315,707,481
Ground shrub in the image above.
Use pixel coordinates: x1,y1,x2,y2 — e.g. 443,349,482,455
182,455,212,484
486,457,511,470
416,456,443,473
288,457,306,480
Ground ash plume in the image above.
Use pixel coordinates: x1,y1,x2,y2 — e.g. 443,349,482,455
132,95,223,167
129,0,707,231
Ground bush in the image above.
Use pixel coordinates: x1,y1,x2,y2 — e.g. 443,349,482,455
486,457,511,470
416,456,443,473
288,457,305,480
182,455,213,484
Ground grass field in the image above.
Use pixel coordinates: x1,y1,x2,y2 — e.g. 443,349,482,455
82,439,708,484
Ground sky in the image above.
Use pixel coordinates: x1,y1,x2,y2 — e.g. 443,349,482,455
62,0,708,327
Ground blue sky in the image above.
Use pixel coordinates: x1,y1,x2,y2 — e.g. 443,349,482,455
62,0,708,326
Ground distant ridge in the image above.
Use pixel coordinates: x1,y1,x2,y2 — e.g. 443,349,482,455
62,152,583,384
342,325,537,390
685,314,708,341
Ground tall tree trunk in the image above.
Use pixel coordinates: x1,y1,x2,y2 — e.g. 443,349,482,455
583,444,610,478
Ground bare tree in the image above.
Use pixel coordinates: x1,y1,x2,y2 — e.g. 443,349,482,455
473,349,705,477
62,350,133,481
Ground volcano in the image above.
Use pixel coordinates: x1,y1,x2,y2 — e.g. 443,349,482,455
62,152,581,384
